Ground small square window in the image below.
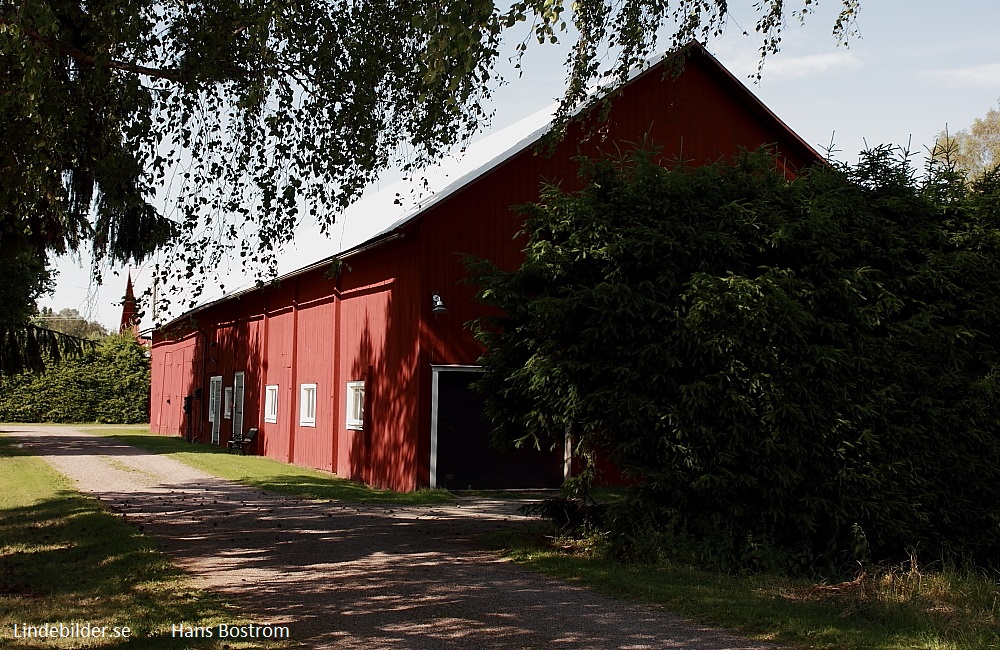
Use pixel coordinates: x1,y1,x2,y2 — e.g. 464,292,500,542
300,384,317,427
264,384,279,424
346,381,365,430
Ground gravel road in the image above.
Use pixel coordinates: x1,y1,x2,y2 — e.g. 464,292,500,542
4,424,778,650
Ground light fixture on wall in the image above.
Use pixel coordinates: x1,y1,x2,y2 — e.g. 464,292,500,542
431,292,448,314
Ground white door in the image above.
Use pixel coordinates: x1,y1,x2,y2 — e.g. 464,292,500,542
233,371,245,439
209,375,223,444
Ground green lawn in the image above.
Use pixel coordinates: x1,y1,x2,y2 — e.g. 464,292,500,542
79,425,453,505
0,436,289,649
9,423,1000,649
484,528,1000,650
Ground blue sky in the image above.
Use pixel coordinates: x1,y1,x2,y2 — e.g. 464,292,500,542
43,1,1000,329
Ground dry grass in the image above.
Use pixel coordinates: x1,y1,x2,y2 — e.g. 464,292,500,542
488,529,1000,650
779,553,1000,644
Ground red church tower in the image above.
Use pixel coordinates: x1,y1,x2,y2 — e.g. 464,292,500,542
119,273,139,337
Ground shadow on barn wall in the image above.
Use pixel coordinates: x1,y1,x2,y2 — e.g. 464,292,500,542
345,283,420,491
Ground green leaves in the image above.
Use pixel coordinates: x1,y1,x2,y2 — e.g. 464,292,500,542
0,335,150,423
471,145,1000,574
3,1,867,322
934,103,1000,182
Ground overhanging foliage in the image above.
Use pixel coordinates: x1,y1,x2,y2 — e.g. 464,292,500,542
0,323,92,376
0,248,94,375
2,0,862,312
469,146,1000,573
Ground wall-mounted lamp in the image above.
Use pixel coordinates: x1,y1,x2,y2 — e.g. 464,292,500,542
431,292,448,314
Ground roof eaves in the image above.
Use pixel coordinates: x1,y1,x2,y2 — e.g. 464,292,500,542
355,42,824,247
157,43,822,333
364,48,694,243
155,232,408,332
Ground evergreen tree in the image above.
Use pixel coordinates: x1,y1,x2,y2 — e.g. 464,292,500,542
470,146,1000,573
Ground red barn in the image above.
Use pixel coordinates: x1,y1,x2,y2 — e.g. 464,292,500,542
150,43,822,491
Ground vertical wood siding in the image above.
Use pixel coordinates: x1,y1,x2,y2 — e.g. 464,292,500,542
293,288,337,471
263,303,294,461
150,48,822,491
150,331,199,439
333,237,422,491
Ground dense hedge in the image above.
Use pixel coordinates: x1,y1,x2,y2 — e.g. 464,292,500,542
0,335,150,424
470,147,1000,574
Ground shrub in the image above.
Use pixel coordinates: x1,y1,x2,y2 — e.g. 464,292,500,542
0,335,150,424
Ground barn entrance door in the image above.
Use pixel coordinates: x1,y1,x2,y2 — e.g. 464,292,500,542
430,365,564,490
233,371,245,439
208,375,223,444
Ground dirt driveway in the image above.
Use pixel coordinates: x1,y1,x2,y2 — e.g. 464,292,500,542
5,425,776,649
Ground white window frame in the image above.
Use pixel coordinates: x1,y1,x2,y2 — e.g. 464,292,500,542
264,384,279,424
223,386,233,420
346,381,365,430
300,383,317,427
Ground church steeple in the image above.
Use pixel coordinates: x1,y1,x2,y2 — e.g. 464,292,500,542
120,272,139,336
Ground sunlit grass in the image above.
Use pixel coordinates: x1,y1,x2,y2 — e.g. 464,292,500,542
79,426,453,505
484,527,1000,650
0,436,288,648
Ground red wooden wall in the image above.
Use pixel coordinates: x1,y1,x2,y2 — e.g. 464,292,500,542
150,45,821,491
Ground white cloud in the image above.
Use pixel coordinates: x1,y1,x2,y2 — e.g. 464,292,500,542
762,51,864,80
925,62,1000,87
708,38,864,83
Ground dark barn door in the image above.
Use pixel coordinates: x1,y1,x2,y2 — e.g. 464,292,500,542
435,369,564,490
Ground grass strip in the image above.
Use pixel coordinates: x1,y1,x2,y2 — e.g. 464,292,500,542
36,424,999,648
484,528,1000,650
0,436,288,649
79,425,452,505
